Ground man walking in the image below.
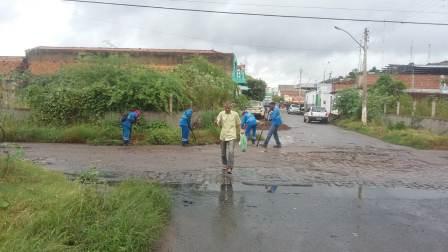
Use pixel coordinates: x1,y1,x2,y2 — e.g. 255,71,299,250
179,107,193,146
262,102,282,148
216,102,241,174
241,111,257,145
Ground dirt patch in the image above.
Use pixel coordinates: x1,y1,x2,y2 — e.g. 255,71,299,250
258,124,290,131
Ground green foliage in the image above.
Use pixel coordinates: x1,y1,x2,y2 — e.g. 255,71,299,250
387,121,407,130
370,75,406,97
146,120,170,130
242,76,267,101
272,95,284,103
436,97,448,120
335,88,361,117
174,57,235,111
198,110,220,129
398,95,413,116
146,128,179,145
234,94,250,111
78,167,101,184
415,97,432,117
0,158,170,252
23,55,189,124
335,118,448,150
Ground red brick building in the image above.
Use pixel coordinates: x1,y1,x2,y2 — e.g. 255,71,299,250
0,56,25,76
0,46,235,76
24,46,234,75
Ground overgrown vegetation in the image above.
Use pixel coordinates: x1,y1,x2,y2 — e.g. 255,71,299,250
335,118,448,149
21,56,245,125
335,75,406,120
0,155,170,251
0,113,221,145
242,76,267,101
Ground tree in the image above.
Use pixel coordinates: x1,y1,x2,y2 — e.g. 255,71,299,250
370,74,406,98
272,95,284,103
347,69,359,79
335,88,361,117
242,76,267,101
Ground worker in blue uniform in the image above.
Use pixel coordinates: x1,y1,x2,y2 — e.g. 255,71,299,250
263,102,282,148
241,111,258,144
121,109,141,145
179,108,193,146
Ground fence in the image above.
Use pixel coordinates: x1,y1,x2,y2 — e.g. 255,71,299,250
385,95,448,120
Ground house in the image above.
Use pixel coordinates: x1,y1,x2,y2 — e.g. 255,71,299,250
278,84,305,103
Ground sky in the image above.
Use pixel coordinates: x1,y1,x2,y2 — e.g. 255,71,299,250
1,0,448,86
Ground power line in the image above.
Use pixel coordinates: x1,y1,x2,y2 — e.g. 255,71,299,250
63,0,448,26
148,0,448,15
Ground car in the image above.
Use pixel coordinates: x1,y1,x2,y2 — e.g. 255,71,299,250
246,100,265,119
304,106,329,123
287,104,303,115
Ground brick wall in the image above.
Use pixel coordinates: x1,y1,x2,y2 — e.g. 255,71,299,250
25,47,234,75
0,56,24,75
333,74,442,92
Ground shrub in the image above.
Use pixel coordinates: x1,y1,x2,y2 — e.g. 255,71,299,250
147,128,179,145
335,88,361,117
199,110,220,129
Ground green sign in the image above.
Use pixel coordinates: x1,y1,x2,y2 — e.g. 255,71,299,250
232,56,247,85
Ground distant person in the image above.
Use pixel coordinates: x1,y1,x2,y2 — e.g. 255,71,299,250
262,102,282,148
120,108,141,145
216,102,241,174
179,107,193,146
241,111,257,145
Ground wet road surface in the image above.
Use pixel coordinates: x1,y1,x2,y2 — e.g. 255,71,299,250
156,181,448,252
18,112,448,190
8,112,448,251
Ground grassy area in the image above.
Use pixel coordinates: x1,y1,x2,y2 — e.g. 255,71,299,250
335,118,448,150
1,116,220,145
0,155,170,251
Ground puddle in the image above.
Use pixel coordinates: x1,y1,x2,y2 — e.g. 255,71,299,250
158,178,448,252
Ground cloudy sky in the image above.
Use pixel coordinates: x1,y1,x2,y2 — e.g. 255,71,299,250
1,0,448,86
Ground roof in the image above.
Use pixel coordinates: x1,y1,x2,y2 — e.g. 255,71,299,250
383,62,448,75
26,46,229,55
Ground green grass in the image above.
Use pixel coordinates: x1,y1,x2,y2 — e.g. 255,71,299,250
0,157,170,251
335,118,448,150
1,116,220,145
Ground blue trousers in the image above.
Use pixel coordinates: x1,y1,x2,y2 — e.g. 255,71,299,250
122,124,132,144
263,124,281,146
245,123,257,143
181,125,190,144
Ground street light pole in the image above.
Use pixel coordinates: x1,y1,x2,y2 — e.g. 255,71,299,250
335,26,369,126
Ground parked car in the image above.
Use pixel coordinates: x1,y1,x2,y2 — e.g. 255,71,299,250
246,100,265,119
287,104,303,115
304,106,329,123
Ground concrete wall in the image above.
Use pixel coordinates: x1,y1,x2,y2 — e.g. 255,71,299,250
385,115,448,135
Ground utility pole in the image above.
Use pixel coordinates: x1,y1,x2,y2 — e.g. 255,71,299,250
361,28,369,126
334,26,368,125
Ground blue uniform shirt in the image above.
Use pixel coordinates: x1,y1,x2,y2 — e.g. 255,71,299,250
241,112,257,128
179,109,193,128
270,105,283,126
